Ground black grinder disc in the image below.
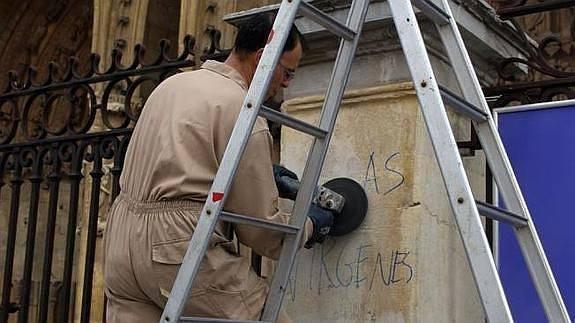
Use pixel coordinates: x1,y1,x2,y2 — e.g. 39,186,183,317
321,177,368,236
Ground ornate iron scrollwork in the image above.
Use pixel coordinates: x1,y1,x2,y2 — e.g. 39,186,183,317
484,8,575,106
0,35,195,322
201,25,232,62
493,0,575,19
0,35,195,145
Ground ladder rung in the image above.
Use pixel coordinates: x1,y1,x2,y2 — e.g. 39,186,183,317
260,105,328,138
223,2,356,41
476,200,529,227
180,317,268,323
439,85,488,122
220,211,299,234
412,0,451,26
223,4,280,26
299,1,356,41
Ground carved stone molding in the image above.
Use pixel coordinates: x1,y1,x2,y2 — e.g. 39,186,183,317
92,0,150,68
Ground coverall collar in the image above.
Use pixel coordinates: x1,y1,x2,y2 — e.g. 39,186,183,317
201,60,248,91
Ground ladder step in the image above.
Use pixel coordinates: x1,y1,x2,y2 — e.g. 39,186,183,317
260,105,328,138
180,317,268,323
476,200,529,227
223,2,356,41
220,211,299,234
299,1,356,41
439,85,488,122
412,0,451,26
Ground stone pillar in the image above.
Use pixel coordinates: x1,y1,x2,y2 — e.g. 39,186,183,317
92,0,150,68
91,0,150,111
279,83,486,322
179,1,237,66
178,0,279,66
74,1,151,322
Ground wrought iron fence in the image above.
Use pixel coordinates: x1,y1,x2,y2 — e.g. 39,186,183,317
0,36,195,323
485,0,575,106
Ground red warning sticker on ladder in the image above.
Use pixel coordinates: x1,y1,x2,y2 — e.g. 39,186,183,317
212,192,224,202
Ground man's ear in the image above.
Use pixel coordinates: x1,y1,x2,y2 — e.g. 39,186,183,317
255,48,264,63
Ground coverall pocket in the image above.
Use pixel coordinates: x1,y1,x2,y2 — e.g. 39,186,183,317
151,236,190,265
151,239,251,319
205,286,251,319
151,238,216,315
150,237,190,303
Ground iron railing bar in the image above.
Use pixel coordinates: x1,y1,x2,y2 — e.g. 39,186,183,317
101,154,127,323
0,61,193,100
498,0,575,19
110,163,123,201
59,173,83,323
80,150,104,323
37,160,62,323
0,129,132,151
0,164,23,322
484,75,575,96
17,174,42,323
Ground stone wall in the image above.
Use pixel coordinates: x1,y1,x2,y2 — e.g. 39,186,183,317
280,83,486,322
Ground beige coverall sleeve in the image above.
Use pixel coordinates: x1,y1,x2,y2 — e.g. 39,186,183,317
224,127,312,260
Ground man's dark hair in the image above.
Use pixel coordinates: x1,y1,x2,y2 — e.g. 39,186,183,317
234,13,303,55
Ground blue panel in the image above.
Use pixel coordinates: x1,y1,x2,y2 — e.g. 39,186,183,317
498,104,575,322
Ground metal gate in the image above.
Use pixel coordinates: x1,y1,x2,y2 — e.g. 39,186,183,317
0,36,195,323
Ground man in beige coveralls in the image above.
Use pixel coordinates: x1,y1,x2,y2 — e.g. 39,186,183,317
104,13,335,322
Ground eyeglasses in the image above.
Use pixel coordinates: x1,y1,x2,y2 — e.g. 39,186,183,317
278,62,296,81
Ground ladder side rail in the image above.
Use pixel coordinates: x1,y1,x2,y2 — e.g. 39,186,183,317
159,1,300,321
260,0,370,320
435,0,571,320
390,0,513,321
432,0,529,217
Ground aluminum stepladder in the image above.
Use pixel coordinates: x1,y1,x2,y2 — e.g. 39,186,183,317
159,0,370,322
393,0,570,322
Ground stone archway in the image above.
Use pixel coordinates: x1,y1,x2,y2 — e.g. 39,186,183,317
0,0,93,91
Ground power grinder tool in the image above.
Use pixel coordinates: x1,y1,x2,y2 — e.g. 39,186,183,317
280,176,368,236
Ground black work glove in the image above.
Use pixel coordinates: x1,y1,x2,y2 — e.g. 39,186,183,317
272,164,299,200
305,204,335,249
